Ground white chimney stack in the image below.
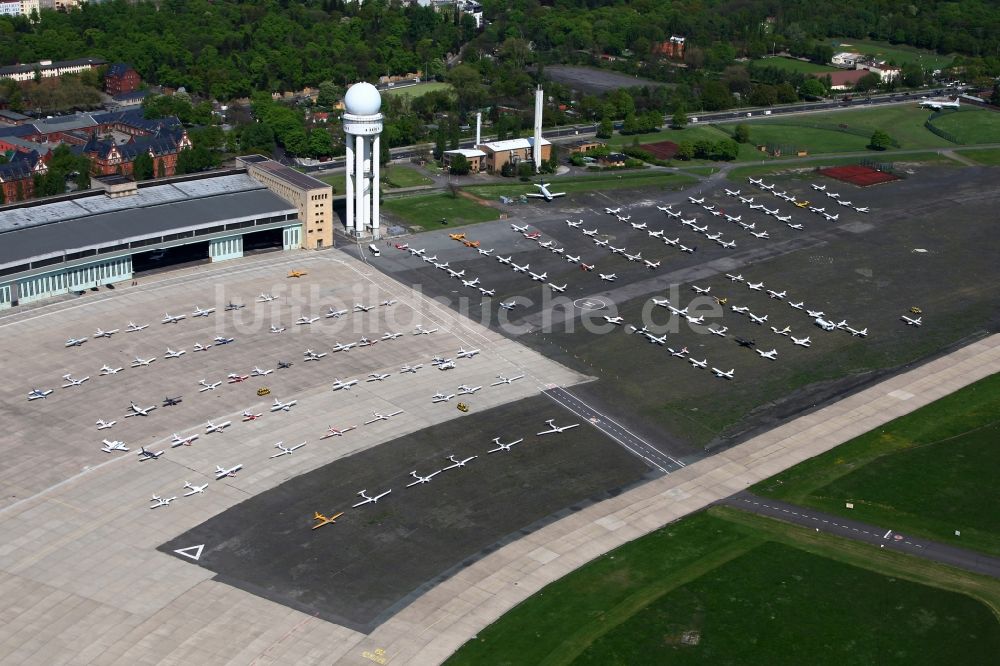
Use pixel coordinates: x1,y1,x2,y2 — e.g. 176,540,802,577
533,86,543,172
475,112,482,148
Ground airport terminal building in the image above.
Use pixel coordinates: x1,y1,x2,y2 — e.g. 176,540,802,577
0,157,332,309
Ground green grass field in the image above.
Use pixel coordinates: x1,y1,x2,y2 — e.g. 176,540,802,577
611,125,765,162
382,192,499,230
955,147,1000,165
380,164,433,189
755,373,1000,557
462,171,697,200
744,104,956,153
381,81,453,99
754,56,839,74
447,509,1000,665
315,174,338,193
928,109,1000,144
828,38,954,70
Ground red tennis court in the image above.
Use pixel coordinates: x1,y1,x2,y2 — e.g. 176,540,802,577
639,140,679,160
818,164,901,187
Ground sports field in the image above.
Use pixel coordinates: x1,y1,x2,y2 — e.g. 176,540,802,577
447,509,1000,665
382,192,500,230
754,373,1000,557
381,164,433,189
753,56,839,74
929,108,1000,144
381,81,453,99
829,38,954,70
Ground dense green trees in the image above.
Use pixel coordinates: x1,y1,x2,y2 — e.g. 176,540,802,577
868,129,893,151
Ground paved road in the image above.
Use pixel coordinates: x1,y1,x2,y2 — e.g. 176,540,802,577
544,386,684,473
722,491,1000,579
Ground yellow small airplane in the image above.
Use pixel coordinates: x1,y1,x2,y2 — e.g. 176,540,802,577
311,511,344,530
457,402,470,413
449,233,466,241
463,239,481,248
794,200,810,208
288,270,308,278
713,296,728,306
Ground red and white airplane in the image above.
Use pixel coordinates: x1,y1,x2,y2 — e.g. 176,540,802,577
320,425,357,439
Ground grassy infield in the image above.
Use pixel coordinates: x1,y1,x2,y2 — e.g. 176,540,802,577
447,374,1000,664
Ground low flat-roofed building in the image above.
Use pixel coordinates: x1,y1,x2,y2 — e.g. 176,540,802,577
238,155,333,249
442,148,486,173
480,137,551,174
567,139,605,154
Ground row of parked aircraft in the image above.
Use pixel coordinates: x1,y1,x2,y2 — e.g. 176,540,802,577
317,418,581,527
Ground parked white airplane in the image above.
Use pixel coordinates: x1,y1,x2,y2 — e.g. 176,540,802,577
443,454,478,471
94,328,119,338
644,259,661,269
331,378,359,391
604,316,624,325
686,358,707,369
581,228,599,238
457,384,482,395
462,278,481,288
822,212,839,221
810,183,826,191
718,239,737,249
548,283,568,293
270,441,306,458
726,273,745,282
527,181,566,200
296,315,319,325
352,489,391,507
137,446,164,460
747,281,764,291
808,206,824,214
499,301,517,311
691,224,709,234
447,268,466,279
725,188,740,197
130,357,156,367
686,315,705,325
193,342,215,352
192,306,215,317
251,366,273,377
456,347,481,359
692,285,711,294
604,207,621,215
126,401,157,417
600,273,617,282
164,348,186,359
198,379,222,392
537,419,580,435
149,495,176,509
767,289,787,300
409,247,426,256
711,367,735,380
162,313,185,324
96,418,116,430
331,342,356,352
807,309,825,318
538,240,554,249
901,315,922,327
725,214,742,223
775,215,791,223
215,463,242,479
487,437,525,454
400,364,424,374
648,229,665,239
751,231,770,239
183,482,208,496
206,421,232,434
367,373,391,382
101,439,128,453
679,244,695,253
609,245,625,255
855,206,869,213
792,336,812,347
666,209,682,218
529,271,548,282
630,221,648,230
847,326,868,337
257,292,277,302
354,303,375,312
478,247,495,255
100,364,123,376
65,337,87,347
838,199,854,207
756,348,778,360
242,410,263,421
594,239,609,248
320,424,357,439
365,409,403,425
739,195,754,204
270,398,297,412
825,191,840,200
326,307,349,319
497,255,513,265
511,223,529,232
431,391,456,403
787,301,804,310
748,177,764,186
491,374,524,385
27,388,53,401
512,262,529,273
771,325,792,336
382,332,404,341
731,305,749,314
668,346,689,357
688,196,705,204
406,470,443,487
213,336,234,345
480,287,496,296
709,325,728,337
748,313,768,325
303,349,328,360
126,321,148,332
171,432,199,447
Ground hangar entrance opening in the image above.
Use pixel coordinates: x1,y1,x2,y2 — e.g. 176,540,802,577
243,228,284,255
132,241,210,275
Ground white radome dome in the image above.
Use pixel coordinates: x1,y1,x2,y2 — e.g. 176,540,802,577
344,82,382,116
